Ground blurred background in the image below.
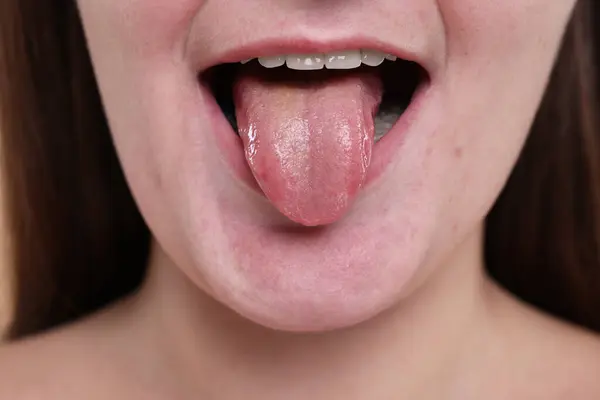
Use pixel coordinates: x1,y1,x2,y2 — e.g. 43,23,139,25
0,165,12,338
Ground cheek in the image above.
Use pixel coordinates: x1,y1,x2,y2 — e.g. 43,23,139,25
76,0,217,262
76,0,207,63
423,0,575,242
439,0,575,100
441,0,573,46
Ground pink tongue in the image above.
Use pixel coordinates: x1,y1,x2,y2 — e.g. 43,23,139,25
234,70,382,226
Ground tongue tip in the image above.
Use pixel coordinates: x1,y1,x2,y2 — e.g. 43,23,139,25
271,185,363,227
283,207,350,227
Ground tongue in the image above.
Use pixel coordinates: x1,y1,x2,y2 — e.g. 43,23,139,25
234,68,382,226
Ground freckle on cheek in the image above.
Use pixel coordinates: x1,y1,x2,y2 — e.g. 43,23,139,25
454,147,463,159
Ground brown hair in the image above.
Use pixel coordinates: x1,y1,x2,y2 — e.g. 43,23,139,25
0,1,599,339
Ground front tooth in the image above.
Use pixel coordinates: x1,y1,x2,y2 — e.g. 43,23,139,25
258,56,286,68
386,54,397,61
241,58,253,64
361,50,386,67
325,50,362,70
286,54,325,70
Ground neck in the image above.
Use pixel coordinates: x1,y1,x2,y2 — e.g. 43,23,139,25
131,227,495,400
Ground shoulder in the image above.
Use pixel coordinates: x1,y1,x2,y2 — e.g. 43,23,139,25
0,335,58,399
488,286,600,399
534,322,600,399
0,305,159,400
0,325,111,400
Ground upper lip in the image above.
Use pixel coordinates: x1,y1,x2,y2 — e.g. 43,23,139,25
193,35,432,74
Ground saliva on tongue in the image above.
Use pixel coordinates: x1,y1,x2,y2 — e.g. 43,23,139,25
234,66,383,226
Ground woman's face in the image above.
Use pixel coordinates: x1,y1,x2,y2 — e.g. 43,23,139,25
77,0,576,331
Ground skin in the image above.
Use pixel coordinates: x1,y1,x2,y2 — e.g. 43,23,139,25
2,0,600,399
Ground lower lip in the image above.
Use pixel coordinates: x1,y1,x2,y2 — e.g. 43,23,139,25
201,78,430,194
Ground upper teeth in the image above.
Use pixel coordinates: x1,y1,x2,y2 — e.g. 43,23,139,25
241,49,398,70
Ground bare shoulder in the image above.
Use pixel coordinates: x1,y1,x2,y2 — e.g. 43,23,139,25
0,332,64,399
0,305,166,400
489,285,600,399
0,322,114,400
544,321,600,399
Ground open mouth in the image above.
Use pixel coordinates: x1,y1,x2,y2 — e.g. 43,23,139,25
198,49,428,226
201,50,427,143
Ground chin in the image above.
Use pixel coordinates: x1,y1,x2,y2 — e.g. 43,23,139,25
169,189,433,332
